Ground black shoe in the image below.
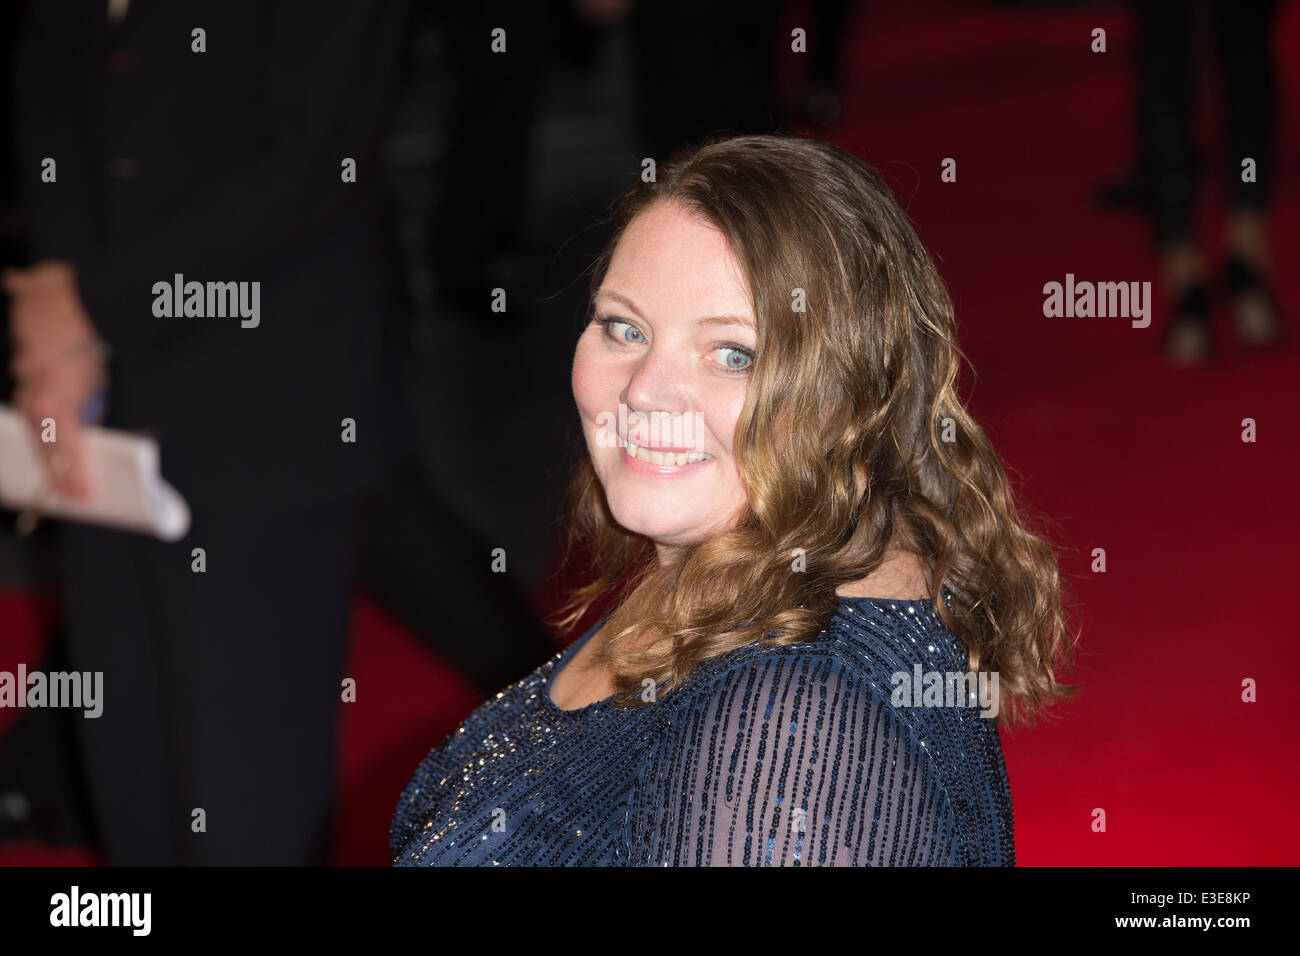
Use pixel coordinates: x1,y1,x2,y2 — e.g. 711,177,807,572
1224,255,1283,349
1161,281,1212,365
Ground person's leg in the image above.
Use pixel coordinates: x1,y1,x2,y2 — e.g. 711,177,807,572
356,454,555,694
57,521,178,865
0,622,100,848
146,494,364,865
1215,0,1282,347
1138,1,1198,249
1160,242,1210,360
429,0,550,317
1135,2,1212,364
803,0,850,125
631,0,781,160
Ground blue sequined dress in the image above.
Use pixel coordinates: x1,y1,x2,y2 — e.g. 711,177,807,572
390,595,1014,866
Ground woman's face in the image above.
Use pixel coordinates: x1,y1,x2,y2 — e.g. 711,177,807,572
572,201,756,555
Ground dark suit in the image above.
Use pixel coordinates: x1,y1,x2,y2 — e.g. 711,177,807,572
15,0,413,864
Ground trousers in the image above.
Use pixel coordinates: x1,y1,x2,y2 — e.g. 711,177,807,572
56,493,364,865
1136,0,1278,246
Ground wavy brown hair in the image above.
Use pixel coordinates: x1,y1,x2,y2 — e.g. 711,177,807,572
554,134,1077,728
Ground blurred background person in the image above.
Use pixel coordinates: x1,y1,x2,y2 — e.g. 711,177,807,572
1100,0,1284,364
4,0,413,865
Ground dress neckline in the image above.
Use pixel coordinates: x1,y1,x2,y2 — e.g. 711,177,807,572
541,595,936,716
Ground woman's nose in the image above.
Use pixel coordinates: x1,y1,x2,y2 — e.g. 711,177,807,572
623,344,692,418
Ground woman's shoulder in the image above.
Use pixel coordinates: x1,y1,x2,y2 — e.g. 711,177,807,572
642,595,1011,864
827,592,969,674
671,594,965,709
653,593,995,787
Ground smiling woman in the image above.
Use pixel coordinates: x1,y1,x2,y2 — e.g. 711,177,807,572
390,133,1077,867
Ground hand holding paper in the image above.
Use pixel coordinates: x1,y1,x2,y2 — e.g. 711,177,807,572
0,405,191,541
3,260,110,499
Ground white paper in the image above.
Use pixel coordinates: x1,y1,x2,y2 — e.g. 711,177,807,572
0,405,190,541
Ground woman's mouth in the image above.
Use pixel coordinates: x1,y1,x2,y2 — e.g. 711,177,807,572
626,442,717,468
616,439,717,476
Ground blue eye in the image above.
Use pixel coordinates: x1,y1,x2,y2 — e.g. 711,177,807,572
596,317,646,344
713,345,754,372
594,316,753,372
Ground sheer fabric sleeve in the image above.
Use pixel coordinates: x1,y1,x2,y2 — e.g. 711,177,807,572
624,652,960,866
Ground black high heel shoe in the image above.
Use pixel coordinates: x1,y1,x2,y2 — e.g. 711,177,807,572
1224,255,1283,349
1161,281,1213,365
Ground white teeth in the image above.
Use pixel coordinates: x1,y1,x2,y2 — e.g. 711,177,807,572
623,442,712,466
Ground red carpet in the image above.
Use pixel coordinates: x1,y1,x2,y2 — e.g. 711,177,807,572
2,0,1298,865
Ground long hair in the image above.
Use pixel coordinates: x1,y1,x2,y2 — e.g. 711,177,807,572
554,134,1077,728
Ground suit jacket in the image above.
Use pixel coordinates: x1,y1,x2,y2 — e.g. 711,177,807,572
15,0,413,511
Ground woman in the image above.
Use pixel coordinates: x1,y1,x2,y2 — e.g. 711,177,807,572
390,134,1075,866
